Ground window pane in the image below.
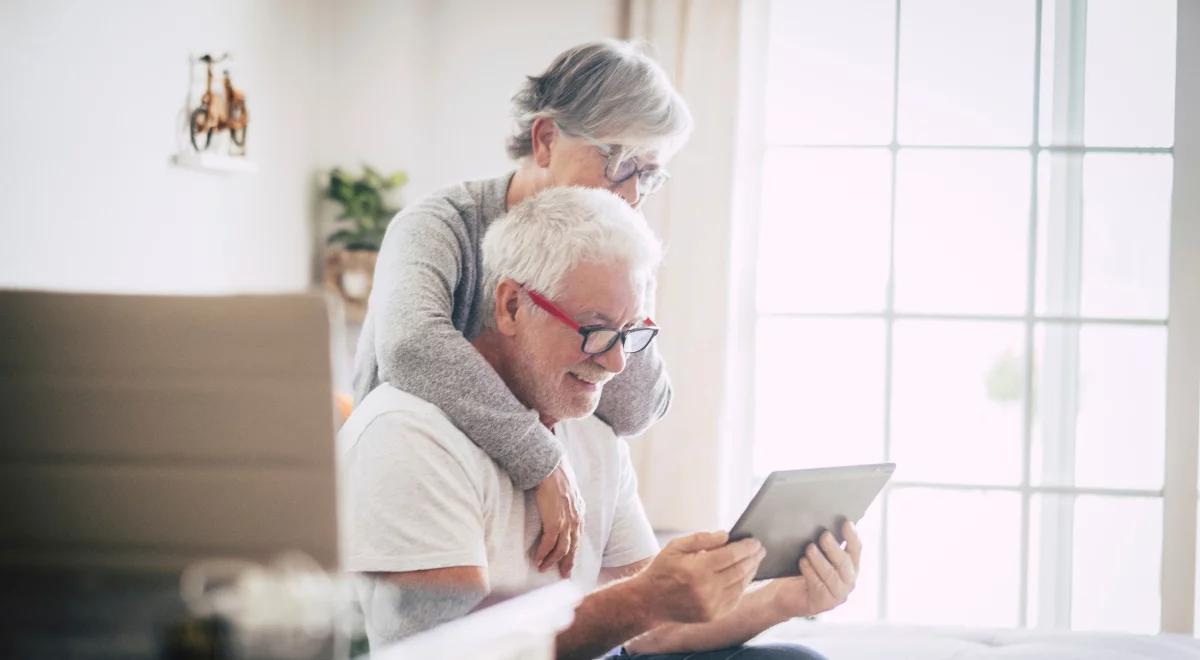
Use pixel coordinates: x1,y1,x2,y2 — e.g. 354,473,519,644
897,0,1036,145
887,488,1021,626
1028,495,1163,633
1032,324,1166,490
765,0,896,145
753,319,885,476
1039,0,1177,147
1072,496,1162,632
1036,153,1174,320
894,149,1030,315
891,321,1025,484
757,148,891,314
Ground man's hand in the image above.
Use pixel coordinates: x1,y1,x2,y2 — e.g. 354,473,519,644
633,531,765,625
771,520,862,617
532,457,584,577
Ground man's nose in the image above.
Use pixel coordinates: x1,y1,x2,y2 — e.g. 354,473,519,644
593,340,627,375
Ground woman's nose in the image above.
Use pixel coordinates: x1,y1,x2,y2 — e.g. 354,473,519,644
613,176,641,207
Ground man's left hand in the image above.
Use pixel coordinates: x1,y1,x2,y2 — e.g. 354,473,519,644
770,520,862,618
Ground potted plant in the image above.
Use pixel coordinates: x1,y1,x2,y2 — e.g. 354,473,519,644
321,165,408,321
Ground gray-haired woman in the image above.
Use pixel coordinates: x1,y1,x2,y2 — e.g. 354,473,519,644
352,40,691,575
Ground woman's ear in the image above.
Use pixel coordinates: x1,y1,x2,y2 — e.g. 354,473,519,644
531,117,557,169
494,279,523,336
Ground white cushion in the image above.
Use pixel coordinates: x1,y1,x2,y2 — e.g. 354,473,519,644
757,620,1200,660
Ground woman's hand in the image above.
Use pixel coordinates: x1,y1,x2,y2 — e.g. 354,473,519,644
532,456,585,577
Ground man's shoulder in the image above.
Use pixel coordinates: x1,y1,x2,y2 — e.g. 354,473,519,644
339,384,488,467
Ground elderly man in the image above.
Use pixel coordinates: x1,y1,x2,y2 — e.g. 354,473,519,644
341,188,860,659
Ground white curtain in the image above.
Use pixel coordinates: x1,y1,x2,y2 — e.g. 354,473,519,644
623,0,753,532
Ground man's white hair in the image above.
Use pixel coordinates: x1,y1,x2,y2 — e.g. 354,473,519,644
506,40,693,161
481,187,662,329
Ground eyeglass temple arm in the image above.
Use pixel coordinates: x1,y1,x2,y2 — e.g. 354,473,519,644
525,288,583,331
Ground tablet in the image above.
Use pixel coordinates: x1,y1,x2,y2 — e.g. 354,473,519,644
728,463,894,580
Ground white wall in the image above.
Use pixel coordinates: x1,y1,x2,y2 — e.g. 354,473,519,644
318,0,622,200
0,0,325,293
0,0,620,293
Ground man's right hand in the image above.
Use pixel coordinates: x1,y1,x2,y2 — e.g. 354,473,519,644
633,531,765,625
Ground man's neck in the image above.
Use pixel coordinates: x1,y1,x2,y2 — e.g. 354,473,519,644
472,331,556,430
505,163,553,211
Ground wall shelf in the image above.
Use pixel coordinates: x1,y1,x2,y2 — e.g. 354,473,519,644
170,152,258,174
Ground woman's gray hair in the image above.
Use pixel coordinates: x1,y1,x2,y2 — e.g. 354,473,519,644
506,40,693,160
481,187,662,329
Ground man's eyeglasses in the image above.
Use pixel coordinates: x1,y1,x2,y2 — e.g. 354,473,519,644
576,133,671,197
524,287,660,355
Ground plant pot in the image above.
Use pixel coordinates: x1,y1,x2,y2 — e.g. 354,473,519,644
324,248,378,323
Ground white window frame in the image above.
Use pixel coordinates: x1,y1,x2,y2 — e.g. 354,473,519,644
1162,0,1200,636
731,0,1200,633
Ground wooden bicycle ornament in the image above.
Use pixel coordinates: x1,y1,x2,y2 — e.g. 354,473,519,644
190,53,249,152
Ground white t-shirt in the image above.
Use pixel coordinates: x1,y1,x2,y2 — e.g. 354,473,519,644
339,383,659,597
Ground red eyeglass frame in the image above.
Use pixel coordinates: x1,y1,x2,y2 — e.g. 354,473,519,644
523,286,659,355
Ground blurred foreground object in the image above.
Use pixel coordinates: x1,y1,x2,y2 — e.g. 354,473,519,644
0,291,340,658
370,580,581,660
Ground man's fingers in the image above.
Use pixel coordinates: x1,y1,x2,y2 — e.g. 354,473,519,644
819,531,856,586
843,521,863,570
719,547,765,587
703,538,763,571
799,557,829,602
804,543,848,601
667,530,729,554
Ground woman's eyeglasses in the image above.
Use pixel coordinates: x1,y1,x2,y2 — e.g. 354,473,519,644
576,132,671,197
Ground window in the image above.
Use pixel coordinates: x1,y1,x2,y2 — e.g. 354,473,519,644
742,0,1193,632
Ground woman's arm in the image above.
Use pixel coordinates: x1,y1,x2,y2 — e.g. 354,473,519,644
367,207,563,489
593,336,672,437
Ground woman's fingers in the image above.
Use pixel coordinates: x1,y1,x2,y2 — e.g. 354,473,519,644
539,520,572,571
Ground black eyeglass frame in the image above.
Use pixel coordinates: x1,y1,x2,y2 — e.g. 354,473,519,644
524,287,661,355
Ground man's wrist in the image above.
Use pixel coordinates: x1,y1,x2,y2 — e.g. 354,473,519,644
622,572,665,629
761,579,808,620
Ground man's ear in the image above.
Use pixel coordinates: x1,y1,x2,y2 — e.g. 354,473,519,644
530,116,558,169
494,279,523,336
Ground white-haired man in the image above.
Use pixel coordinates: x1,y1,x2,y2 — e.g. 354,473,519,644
342,188,859,659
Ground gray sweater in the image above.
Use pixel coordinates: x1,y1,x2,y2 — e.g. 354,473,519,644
351,172,672,490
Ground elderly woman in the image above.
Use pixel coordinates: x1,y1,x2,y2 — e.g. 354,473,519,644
353,40,691,575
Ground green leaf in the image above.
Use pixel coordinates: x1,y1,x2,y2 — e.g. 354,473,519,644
362,165,384,190
386,171,408,189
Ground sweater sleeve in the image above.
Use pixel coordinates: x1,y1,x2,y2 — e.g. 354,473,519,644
367,207,563,490
592,274,672,437
592,340,672,437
